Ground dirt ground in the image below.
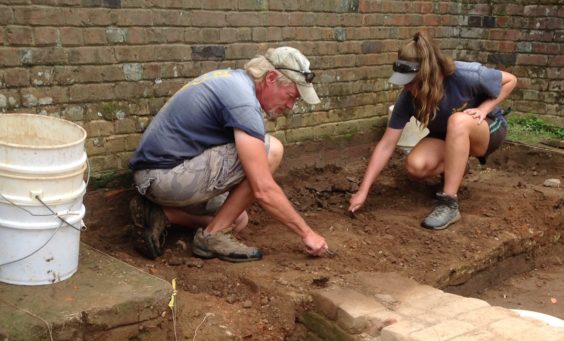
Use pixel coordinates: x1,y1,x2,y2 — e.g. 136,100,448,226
82,141,563,340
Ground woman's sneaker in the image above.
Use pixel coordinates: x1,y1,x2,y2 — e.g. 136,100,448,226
129,195,170,260
192,228,262,262
421,192,461,230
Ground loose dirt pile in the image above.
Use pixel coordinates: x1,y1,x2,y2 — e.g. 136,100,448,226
83,142,563,340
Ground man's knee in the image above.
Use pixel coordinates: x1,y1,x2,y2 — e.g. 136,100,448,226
268,136,284,171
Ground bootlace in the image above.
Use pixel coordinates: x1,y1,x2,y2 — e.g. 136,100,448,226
428,204,454,219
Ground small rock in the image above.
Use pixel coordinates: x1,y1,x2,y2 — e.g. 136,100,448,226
543,178,561,188
167,256,184,266
226,294,238,304
175,239,188,251
138,324,145,331
242,300,252,308
188,258,204,268
260,297,269,306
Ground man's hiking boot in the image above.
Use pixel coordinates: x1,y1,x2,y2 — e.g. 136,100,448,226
192,228,262,262
421,192,461,230
130,195,170,260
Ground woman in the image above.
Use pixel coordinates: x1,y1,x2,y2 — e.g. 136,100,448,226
349,32,517,230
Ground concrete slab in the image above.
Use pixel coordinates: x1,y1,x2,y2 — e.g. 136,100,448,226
0,243,171,341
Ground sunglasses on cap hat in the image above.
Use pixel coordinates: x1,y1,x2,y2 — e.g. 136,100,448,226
392,61,419,73
275,67,316,83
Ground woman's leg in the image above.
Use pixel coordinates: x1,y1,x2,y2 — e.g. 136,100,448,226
405,137,446,179
420,112,491,230
442,112,490,196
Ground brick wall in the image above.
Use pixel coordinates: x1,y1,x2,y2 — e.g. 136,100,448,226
0,0,561,174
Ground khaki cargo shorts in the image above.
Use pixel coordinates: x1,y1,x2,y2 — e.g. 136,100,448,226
133,135,270,215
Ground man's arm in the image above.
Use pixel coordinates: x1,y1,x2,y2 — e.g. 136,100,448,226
234,129,327,255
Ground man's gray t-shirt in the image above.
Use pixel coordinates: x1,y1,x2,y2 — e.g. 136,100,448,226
389,61,504,137
129,69,265,170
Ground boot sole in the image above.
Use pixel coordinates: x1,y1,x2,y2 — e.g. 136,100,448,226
192,246,262,263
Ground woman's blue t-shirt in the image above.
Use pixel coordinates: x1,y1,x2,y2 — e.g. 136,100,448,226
389,61,504,136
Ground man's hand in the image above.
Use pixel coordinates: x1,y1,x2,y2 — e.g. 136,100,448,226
303,230,328,257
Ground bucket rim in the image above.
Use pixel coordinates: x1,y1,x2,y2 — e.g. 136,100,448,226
0,113,87,150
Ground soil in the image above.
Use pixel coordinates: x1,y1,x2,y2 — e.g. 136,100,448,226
82,141,563,340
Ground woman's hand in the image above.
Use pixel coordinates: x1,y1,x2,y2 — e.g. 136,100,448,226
463,108,487,125
348,190,368,214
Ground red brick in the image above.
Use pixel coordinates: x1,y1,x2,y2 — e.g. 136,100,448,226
77,65,124,83
6,26,33,46
83,28,107,45
32,47,69,65
190,11,227,27
218,27,251,43
263,12,290,27
152,9,191,26
60,27,84,46
70,83,116,103
3,68,29,87
21,86,68,106
113,9,154,26
517,54,548,66
115,46,158,62
226,12,260,26
14,7,82,26
34,27,58,46
423,14,441,26
114,81,154,100
549,55,564,67
68,47,116,65
499,41,515,53
0,6,14,25
524,5,554,17
80,8,113,26
532,42,560,55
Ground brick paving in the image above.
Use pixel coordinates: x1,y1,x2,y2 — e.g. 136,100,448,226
304,272,564,340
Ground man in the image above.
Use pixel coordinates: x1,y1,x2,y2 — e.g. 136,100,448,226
129,46,329,262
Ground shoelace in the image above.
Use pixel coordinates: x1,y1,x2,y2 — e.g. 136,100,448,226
428,204,455,219
220,232,256,250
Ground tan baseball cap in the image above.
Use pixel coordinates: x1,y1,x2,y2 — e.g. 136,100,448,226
264,47,320,105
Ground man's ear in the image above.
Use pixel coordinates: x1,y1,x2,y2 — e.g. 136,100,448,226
265,70,278,84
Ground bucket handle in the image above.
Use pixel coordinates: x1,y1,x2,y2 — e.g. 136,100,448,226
0,193,87,232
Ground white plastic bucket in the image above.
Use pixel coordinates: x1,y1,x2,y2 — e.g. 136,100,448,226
0,206,85,285
388,105,429,150
0,113,87,285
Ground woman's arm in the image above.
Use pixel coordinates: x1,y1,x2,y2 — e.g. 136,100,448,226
349,127,403,213
465,70,518,124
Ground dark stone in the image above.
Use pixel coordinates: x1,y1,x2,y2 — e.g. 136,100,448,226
191,45,226,61
483,16,496,28
82,0,121,7
334,27,346,42
337,0,359,13
361,41,384,54
487,53,516,67
467,16,483,27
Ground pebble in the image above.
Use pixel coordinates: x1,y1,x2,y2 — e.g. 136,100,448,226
226,294,238,304
243,300,253,308
188,258,204,268
543,178,561,188
175,240,188,251
167,256,184,266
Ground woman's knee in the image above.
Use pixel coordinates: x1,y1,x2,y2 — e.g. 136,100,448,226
405,153,429,178
267,136,284,171
447,112,472,134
